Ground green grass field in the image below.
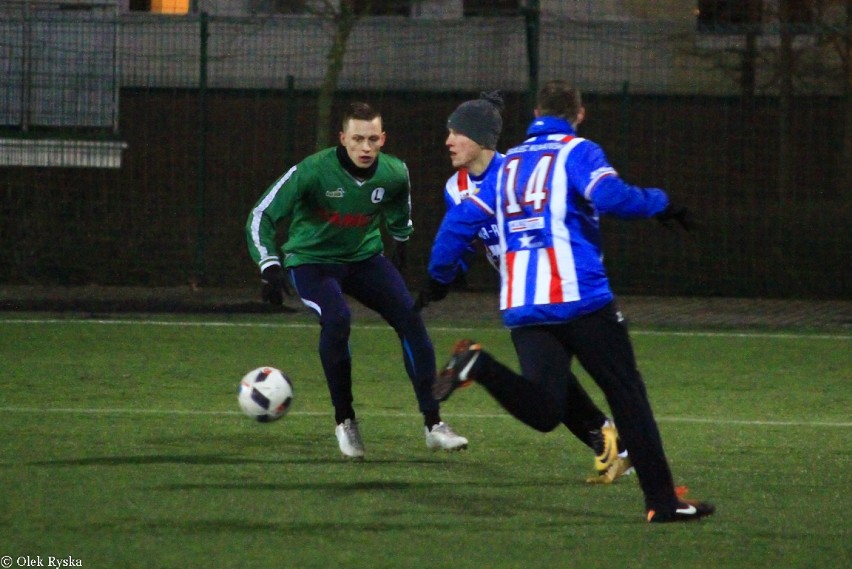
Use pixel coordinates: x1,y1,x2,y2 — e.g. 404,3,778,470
1,311,849,568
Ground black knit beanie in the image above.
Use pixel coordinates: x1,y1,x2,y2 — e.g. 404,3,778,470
447,91,504,149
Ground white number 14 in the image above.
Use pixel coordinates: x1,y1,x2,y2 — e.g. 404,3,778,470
503,155,552,214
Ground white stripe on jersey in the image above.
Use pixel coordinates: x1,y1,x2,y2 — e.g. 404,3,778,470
250,165,296,268
445,171,464,205
549,141,581,302
496,165,509,309
467,193,495,215
502,250,530,310
583,167,618,200
533,249,552,305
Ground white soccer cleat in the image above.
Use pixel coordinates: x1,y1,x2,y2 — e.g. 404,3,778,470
335,418,365,460
425,421,468,451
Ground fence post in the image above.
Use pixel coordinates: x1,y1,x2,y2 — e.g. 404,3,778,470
21,0,32,131
285,75,296,166
620,81,630,179
523,0,540,118
194,11,209,285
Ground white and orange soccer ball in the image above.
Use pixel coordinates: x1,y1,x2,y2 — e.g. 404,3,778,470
238,366,294,422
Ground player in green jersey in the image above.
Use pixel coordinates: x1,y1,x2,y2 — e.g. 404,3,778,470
246,102,468,460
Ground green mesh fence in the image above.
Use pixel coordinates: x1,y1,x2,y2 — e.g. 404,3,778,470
0,5,849,299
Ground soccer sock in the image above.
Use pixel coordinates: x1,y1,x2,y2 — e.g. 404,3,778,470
423,411,441,430
335,406,355,425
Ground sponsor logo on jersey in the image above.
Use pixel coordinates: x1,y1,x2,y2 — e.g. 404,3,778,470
371,187,385,203
326,188,345,198
508,141,563,154
317,209,374,227
508,217,544,233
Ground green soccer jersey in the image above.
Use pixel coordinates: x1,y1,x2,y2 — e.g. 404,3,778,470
246,147,414,270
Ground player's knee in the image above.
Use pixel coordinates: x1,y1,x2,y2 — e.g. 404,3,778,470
528,400,562,432
322,308,352,339
529,416,561,433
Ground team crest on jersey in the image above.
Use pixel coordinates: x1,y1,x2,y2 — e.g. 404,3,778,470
326,188,345,198
371,187,385,203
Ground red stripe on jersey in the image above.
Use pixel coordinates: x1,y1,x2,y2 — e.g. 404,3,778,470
561,135,575,143
458,168,469,191
505,250,516,307
546,247,563,303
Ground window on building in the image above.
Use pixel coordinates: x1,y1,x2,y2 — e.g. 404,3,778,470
697,0,762,33
128,0,190,14
247,0,308,14
697,1,816,33
352,0,411,16
151,0,189,13
463,0,520,16
778,0,814,25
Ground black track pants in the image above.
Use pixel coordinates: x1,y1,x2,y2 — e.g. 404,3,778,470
474,303,678,512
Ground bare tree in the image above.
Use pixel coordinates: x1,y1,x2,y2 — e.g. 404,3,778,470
259,0,365,150
309,1,423,150
773,0,850,197
691,1,848,195
313,0,361,151
777,0,796,201
840,1,851,192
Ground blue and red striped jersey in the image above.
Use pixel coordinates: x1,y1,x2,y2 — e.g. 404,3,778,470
429,116,670,327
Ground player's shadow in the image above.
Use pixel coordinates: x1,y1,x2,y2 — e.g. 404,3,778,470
26,454,347,467
157,480,425,492
144,478,618,528
27,454,450,467
155,479,570,492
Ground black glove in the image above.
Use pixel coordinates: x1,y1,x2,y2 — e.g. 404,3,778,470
413,277,450,312
452,268,468,290
390,239,408,272
656,203,694,232
261,265,294,306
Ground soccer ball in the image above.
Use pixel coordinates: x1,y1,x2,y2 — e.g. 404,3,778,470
238,366,294,422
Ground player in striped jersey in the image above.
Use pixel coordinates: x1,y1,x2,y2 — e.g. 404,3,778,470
442,91,505,278
424,81,714,522
421,91,631,483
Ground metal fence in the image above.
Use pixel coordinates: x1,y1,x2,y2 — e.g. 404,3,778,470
0,6,849,299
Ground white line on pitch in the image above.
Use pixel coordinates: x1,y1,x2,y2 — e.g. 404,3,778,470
1,317,849,340
0,407,848,428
